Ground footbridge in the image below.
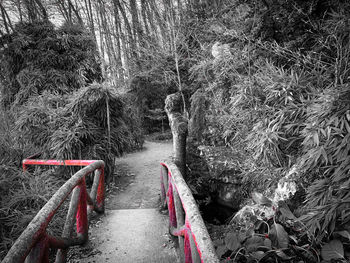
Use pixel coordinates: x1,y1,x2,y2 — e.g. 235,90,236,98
1,141,219,263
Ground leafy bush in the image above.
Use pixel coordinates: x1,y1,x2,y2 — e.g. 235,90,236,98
47,83,143,179
0,21,101,108
184,0,350,251
0,21,143,260
0,110,66,260
217,192,350,262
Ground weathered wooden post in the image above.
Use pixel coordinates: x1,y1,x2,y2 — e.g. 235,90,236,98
165,93,188,178
188,89,206,142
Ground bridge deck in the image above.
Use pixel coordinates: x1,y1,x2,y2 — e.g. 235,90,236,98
79,208,177,262
74,141,178,263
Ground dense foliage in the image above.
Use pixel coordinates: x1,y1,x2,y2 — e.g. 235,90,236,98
1,0,350,262
139,0,350,261
0,21,142,259
0,21,101,108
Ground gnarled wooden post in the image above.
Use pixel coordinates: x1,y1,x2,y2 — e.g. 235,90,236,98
165,93,188,178
188,88,206,142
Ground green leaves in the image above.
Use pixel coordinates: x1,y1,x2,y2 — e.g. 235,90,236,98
321,239,344,261
334,230,350,241
225,231,241,251
269,223,289,249
252,191,273,207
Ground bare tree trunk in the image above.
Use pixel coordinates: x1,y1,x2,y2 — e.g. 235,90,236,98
57,0,70,22
97,0,112,78
67,0,83,24
22,0,48,21
86,0,97,43
33,0,48,20
0,3,11,34
16,0,23,22
94,1,106,78
112,4,125,84
140,0,150,38
113,0,136,70
177,0,183,23
129,0,143,70
148,0,167,49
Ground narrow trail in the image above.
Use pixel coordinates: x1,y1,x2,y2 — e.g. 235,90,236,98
75,140,179,263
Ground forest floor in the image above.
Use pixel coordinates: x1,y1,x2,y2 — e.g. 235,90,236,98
68,141,179,262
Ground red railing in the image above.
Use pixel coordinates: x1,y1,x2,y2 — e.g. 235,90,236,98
2,159,105,263
160,162,220,263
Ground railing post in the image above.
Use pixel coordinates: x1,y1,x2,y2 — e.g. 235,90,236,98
24,236,49,263
55,186,81,263
160,165,168,209
88,168,104,214
184,230,192,263
96,167,105,212
76,179,88,243
189,231,201,263
167,179,177,228
161,162,220,262
3,160,105,263
173,186,185,262
89,170,100,202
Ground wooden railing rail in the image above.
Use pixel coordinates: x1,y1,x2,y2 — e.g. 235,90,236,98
160,162,219,263
2,159,105,263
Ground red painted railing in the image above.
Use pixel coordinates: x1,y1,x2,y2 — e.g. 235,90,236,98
160,162,220,263
2,159,105,263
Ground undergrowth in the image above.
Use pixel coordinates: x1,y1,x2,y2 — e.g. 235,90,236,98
0,21,143,260
176,0,350,262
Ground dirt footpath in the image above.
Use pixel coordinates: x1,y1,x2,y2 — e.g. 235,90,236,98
107,140,173,209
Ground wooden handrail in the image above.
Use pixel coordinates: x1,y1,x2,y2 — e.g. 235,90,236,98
160,162,219,263
2,159,105,263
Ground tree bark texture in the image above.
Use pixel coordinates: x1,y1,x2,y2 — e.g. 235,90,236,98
165,93,188,178
188,88,206,142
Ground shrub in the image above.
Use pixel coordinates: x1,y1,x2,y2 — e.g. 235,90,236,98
0,21,101,108
0,110,65,260
47,82,143,180
185,0,350,247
